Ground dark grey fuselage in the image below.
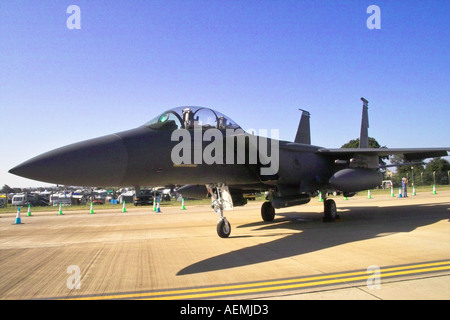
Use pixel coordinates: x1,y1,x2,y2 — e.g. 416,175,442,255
9,125,335,197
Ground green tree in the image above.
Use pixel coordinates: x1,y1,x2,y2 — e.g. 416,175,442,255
390,156,450,186
1,184,14,194
425,158,450,185
341,137,384,149
390,155,425,186
341,137,388,166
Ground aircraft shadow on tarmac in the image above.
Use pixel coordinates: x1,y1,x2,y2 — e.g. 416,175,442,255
177,202,449,275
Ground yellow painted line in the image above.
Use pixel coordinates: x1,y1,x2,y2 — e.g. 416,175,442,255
149,265,450,300
69,260,450,300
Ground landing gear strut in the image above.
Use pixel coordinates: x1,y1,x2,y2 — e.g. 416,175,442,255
206,183,232,238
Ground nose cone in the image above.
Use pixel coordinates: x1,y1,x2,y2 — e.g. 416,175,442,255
9,134,128,187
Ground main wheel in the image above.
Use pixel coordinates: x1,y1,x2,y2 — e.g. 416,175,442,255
323,199,338,222
261,201,275,222
217,218,231,238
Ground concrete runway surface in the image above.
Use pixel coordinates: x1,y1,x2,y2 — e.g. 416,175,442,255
0,191,449,300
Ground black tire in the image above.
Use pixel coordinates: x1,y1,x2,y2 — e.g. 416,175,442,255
261,201,275,222
217,218,231,238
323,199,338,222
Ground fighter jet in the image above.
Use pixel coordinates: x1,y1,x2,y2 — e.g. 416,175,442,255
9,98,449,237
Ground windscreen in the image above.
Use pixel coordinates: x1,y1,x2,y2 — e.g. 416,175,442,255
144,106,241,130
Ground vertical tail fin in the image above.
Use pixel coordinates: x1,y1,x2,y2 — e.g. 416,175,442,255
294,109,311,145
359,98,369,148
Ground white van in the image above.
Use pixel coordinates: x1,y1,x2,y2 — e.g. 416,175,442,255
50,194,72,206
12,193,39,206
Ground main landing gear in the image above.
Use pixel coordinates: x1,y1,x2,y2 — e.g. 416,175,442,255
322,198,339,222
261,201,275,222
260,193,340,223
206,183,232,238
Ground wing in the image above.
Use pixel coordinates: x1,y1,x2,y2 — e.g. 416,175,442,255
316,147,449,161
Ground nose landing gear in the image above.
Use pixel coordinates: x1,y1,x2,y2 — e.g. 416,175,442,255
206,183,233,238
217,217,231,238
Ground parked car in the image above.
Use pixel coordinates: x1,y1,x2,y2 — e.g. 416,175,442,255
12,193,49,206
0,194,6,208
92,197,105,205
134,189,154,206
49,193,72,206
243,193,256,201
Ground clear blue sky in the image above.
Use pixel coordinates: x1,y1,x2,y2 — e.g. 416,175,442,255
1,0,449,188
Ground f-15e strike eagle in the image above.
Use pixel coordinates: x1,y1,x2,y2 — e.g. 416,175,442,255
9,98,449,237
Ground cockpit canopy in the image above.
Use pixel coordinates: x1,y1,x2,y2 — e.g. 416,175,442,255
144,106,241,131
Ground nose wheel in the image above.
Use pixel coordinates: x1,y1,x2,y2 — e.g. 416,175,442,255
217,217,231,238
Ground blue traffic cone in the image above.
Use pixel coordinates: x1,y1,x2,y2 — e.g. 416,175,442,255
156,200,161,213
15,207,22,224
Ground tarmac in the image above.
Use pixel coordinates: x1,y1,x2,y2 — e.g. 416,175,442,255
0,190,449,300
